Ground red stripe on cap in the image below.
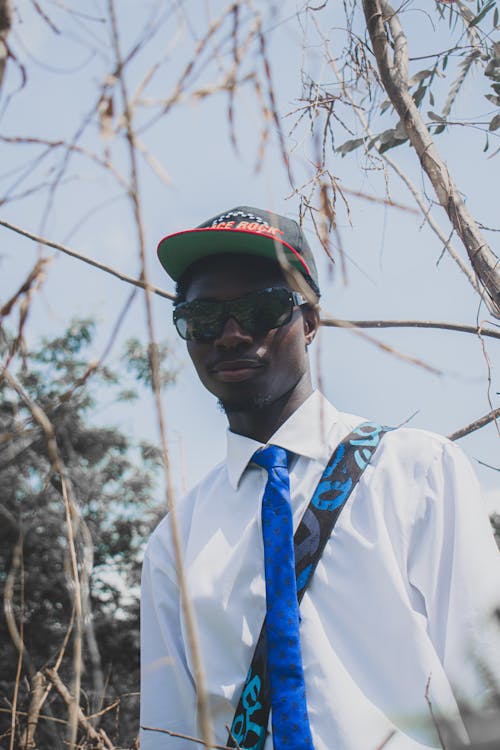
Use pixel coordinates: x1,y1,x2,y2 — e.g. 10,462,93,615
157,227,312,277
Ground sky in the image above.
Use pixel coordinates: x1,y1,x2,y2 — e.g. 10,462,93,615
1,0,499,511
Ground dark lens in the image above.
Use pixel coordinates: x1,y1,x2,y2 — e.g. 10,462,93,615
174,299,224,341
231,288,292,335
174,288,294,340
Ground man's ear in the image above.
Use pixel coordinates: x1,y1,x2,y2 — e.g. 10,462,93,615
302,305,320,346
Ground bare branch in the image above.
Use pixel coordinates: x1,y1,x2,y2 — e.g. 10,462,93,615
19,672,47,750
0,218,175,300
0,258,49,318
0,135,128,189
44,670,114,750
320,317,500,341
362,0,500,316
314,18,484,301
1,366,85,750
448,408,500,442
319,317,442,374
0,0,12,91
7,532,24,750
107,2,214,747
141,725,233,749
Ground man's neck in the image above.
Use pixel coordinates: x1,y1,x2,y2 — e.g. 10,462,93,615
225,379,314,443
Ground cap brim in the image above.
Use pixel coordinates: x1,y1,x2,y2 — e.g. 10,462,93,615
157,227,312,282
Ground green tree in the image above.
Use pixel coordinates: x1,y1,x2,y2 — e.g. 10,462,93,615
0,320,171,749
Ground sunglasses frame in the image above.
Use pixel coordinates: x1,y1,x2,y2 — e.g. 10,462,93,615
173,286,307,342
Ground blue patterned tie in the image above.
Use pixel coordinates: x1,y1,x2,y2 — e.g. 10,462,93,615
252,445,314,750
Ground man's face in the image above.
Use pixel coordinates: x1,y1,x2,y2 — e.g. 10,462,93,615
182,256,318,414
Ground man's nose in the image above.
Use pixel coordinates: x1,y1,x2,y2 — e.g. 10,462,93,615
214,316,253,348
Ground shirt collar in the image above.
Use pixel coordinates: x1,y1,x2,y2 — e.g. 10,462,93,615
225,390,339,489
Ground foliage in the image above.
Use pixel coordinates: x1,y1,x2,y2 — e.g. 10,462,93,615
331,1,500,155
0,320,172,749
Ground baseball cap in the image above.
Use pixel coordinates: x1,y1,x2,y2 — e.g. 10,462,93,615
157,205,320,297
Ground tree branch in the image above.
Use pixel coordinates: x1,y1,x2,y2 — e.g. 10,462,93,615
0,218,175,300
0,0,11,91
320,317,500,340
3,215,499,346
362,0,500,317
107,3,214,748
314,19,484,303
44,670,114,750
448,408,500,442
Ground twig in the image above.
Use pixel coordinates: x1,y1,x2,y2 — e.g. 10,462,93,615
0,706,66,726
374,729,397,750
0,218,175,300
0,135,128,189
362,0,500,316
448,408,500,442
1,366,84,750
319,317,442,374
257,19,294,186
44,670,114,750
107,2,214,747
19,672,47,750
424,674,448,749
5,216,498,348
314,18,486,305
7,533,24,750
320,317,500,340
138,1,237,134
141,725,233,749
0,0,12,92
477,330,500,439
0,258,49,374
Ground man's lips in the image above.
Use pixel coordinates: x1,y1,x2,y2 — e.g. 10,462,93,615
209,358,264,382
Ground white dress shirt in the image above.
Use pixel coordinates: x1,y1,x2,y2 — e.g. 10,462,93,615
140,391,500,749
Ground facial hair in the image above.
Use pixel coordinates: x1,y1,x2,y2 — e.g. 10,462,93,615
217,393,273,415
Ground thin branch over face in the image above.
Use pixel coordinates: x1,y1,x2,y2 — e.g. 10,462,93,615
107,2,214,747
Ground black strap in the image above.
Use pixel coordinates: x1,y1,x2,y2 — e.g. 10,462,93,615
227,421,392,749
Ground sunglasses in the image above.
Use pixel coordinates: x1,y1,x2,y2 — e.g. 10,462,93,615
173,287,307,342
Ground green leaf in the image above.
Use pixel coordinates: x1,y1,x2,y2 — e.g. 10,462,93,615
118,389,139,402
469,0,496,28
485,93,500,106
380,98,392,114
428,111,446,123
336,137,365,156
413,86,427,108
489,113,500,131
494,7,499,27
377,124,408,153
408,69,433,86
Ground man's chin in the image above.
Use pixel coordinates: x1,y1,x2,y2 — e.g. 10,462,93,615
217,393,273,415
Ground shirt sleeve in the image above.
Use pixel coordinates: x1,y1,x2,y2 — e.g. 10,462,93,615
406,436,500,711
140,525,199,750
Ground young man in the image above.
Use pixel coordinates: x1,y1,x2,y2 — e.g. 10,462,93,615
140,206,500,750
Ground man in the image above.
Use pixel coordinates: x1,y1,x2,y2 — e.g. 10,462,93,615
140,206,500,750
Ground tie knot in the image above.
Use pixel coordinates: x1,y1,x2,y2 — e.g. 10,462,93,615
252,444,289,472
